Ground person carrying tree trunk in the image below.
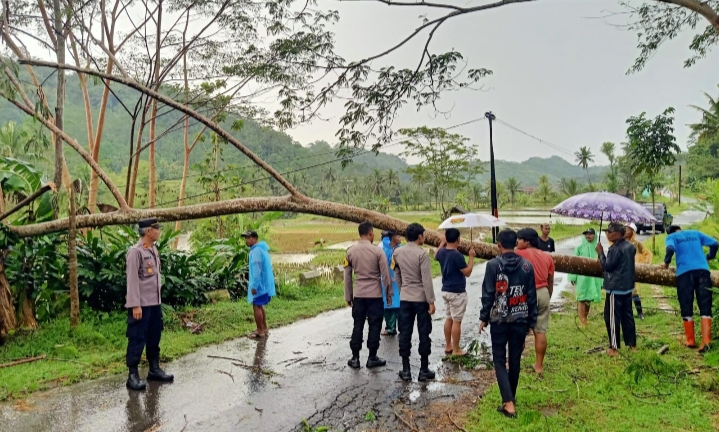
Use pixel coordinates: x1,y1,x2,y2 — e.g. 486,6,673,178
479,229,538,419
380,231,402,336
661,225,718,352
243,230,276,339
596,223,637,357
568,228,603,326
393,223,437,382
125,218,174,391
624,223,651,320
344,221,393,369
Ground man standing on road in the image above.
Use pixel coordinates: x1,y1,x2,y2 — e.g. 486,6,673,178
515,228,554,374
479,229,537,419
393,223,437,381
661,225,718,352
538,224,556,253
380,231,402,336
568,228,603,325
243,231,276,339
344,221,393,369
436,228,475,356
125,218,174,391
624,223,651,320
596,223,637,356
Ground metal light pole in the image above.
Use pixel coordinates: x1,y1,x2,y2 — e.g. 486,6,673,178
485,112,498,243
678,165,682,205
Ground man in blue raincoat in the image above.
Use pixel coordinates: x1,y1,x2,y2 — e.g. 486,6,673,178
380,231,402,335
242,230,276,339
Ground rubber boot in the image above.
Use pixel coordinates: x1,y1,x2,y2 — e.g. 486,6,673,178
632,295,645,320
699,318,712,353
126,371,147,391
683,320,697,348
347,351,361,369
366,349,386,368
418,355,435,382
147,359,174,382
398,357,412,381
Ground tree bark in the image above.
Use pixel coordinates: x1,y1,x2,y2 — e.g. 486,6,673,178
52,0,67,191
0,184,54,221
68,186,79,328
148,0,163,208
0,251,15,343
8,195,719,288
87,61,115,213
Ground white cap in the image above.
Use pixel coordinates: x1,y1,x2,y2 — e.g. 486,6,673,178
626,223,637,232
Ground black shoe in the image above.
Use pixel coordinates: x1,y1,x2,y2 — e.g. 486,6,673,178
637,313,645,320
347,357,361,369
366,356,386,369
147,359,174,382
398,369,412,381
126,372,147,391
418,368,435,381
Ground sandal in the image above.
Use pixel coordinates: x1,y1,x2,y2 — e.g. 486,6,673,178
247,331,265,339
497,406,517,419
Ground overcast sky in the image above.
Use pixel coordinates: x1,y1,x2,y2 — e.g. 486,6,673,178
287,0,718,165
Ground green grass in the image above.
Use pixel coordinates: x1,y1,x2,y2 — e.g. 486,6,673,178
0,281,346,401
465,286,719,431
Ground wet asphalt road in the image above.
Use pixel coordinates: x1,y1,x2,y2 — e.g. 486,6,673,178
0,211,706,431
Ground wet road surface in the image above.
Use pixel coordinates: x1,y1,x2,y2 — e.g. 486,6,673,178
1,212,706,431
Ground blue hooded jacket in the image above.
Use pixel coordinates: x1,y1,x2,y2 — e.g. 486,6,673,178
381,237,401,309
247,241,277,304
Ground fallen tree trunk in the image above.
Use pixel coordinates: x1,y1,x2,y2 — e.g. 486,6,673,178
7,195,719,288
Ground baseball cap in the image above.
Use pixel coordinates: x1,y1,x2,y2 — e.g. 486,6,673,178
626,223,637,232
138,218,161,229
582,227,596,235
240,230,259,238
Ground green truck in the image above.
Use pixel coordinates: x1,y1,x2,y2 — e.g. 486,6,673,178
636,202,673,234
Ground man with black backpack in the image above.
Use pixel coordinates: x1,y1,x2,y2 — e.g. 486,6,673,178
479,229,538,419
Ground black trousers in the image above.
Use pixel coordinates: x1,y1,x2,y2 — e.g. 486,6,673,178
677,270,713,319
126,305,163,372
398,301,432,358
490,323,528,404
350,298,384,356
604,292,636,349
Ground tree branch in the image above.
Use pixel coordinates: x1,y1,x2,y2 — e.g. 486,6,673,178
19,60,306,199
0,89,130,210
0,184,54,221
6,194,717,288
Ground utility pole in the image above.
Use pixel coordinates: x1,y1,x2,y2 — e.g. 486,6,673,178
485,112,498,243
678,165,682,205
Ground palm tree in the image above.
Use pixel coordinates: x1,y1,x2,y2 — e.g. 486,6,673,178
504,177,522,205
689,85,719,142
575,146,595,187
536,175,553,204
386,169,400,197
559,178,580,197
470,183,484,208
372,169,384,196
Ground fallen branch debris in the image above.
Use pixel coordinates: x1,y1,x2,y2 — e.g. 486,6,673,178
0,355,47,369
215,369,234,382
447,413,469,432
394,409,419,432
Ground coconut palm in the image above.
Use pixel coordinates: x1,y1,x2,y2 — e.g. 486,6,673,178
504,177,522,205
689,85,719,142
559,178,580,197
386,169,400,197
574,146,595,187
536,175,553,204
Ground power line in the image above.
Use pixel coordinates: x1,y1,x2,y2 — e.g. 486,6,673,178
492,117,575,156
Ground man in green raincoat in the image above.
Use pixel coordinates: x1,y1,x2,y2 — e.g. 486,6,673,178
568,228,603,326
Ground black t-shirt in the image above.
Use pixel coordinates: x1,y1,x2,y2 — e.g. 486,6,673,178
537,237,555,253
435,247,468,293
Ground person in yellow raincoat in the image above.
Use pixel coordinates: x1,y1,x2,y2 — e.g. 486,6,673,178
568,228,603,326
624,223,652,320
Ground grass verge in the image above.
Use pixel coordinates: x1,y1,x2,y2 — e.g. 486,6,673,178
465,286,719,431
0,280,346,401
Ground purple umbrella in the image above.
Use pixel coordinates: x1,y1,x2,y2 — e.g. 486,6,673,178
551,192,656,234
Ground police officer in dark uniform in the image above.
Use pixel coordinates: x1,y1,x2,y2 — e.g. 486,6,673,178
125,218,174,391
